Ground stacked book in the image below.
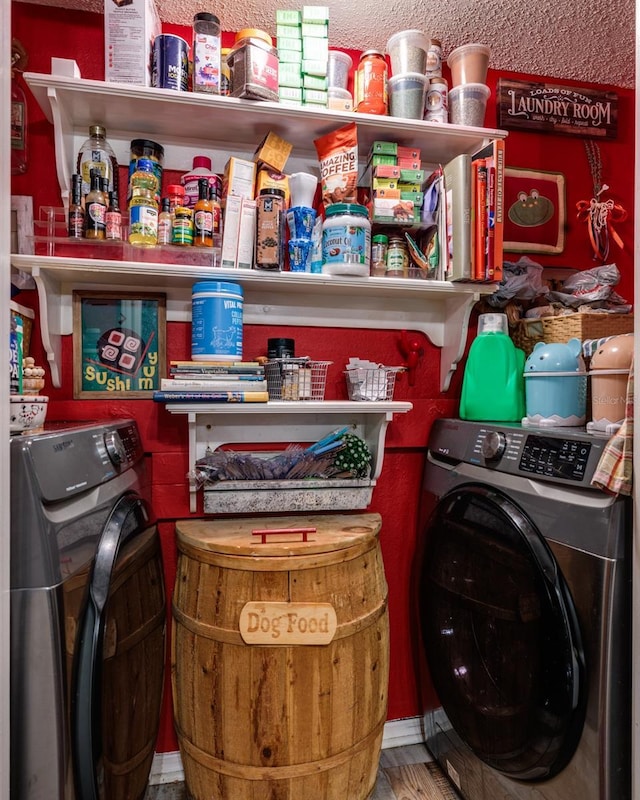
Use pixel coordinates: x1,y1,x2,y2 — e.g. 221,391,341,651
152,361,269,403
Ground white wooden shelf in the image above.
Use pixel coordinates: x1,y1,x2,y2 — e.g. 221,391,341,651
24,63,507,195
164,400,413,513
12,254,493,391
18,62,506,392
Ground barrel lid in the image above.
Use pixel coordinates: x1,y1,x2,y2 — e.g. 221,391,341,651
192,281,243,295
175,513,382,556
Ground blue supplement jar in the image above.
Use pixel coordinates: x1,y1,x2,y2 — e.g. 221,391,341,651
191,281,244,361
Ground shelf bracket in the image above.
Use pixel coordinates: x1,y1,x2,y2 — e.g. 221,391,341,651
32,266,66,388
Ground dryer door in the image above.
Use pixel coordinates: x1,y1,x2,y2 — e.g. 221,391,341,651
420,483,585,781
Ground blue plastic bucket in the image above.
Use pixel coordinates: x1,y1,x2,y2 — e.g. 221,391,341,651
523,372,587,426
191,281,243,362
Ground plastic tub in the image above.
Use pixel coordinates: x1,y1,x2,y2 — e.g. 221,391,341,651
386,29,429,75
328,50,353,90
447,43,490,86
588,333,633,433
448,82,490,127
388,72,429,120
191,281,243,361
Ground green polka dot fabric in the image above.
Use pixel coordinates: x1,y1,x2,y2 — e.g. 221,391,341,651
331,433,372,478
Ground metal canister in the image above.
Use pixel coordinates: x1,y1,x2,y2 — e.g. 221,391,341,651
425,38,443,78
424,76,448,123
151,34,189,91
354,50,388,115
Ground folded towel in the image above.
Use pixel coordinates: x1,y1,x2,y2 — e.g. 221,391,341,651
591,356,634,495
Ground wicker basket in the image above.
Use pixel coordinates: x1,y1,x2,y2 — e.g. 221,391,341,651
511,313,634,356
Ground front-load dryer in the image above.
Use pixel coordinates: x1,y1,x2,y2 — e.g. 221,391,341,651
417,418,630,800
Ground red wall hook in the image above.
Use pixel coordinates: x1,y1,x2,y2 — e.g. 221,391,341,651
398,330,423,386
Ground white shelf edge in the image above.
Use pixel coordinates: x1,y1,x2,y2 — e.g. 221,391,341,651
12,255,490,391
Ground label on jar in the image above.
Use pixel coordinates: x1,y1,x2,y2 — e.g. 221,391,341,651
322,223,370,266
129,204,158,240
193,32,221,93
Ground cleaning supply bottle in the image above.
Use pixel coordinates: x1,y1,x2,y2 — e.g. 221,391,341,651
459,313,525,422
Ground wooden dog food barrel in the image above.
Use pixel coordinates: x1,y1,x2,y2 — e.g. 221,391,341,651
172,512,389,800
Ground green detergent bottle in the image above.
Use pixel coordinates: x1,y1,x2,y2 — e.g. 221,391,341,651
460,313,525,421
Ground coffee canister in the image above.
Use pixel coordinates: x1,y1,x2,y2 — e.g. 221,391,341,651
191,281,243,362
152,34,189,91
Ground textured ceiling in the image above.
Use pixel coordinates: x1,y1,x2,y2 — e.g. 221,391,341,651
17,0,636,88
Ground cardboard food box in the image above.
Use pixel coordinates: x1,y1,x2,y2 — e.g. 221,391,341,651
223,157,257,201
104,0,160,85
253,132,293,173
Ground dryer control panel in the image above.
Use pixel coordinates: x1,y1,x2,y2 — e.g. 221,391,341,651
429,418,608,487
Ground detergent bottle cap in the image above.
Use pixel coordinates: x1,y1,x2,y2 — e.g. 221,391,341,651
478,313,508,335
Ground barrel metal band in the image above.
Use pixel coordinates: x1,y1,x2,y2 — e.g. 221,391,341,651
172,596,388,645
175,716,385,781
176,535,378,571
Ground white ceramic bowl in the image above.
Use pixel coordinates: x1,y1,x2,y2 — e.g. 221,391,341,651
10,395,49,433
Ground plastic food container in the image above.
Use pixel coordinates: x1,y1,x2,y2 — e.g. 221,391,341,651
386,29,429,75
327,50,353,90
448,83,490,127
522,339,587,427
587,333,634,433
447,43,490,86
388,73,429,120
327,86,353,112
228,31,279,102
191,281,244,361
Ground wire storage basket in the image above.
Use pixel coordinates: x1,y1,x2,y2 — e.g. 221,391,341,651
345,366,404,401
265,358,332,401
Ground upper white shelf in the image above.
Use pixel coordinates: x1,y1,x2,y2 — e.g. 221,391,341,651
19,62,506,392
24,61,507,195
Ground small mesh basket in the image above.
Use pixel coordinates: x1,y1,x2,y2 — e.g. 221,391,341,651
345,367,403,401
265,359,332,401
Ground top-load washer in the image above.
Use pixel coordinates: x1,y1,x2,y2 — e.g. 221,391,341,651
417,418,630,800
10,419,166,800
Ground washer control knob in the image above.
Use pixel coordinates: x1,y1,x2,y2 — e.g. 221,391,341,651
481,431,506,462
104,430,126,465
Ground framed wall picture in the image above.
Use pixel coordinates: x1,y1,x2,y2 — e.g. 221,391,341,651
72,291,166,399
503,168,566,254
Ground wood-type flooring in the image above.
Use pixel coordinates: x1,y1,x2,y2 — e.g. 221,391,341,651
145,743,461,800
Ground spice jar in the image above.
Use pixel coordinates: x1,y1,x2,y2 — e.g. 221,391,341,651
425,39,443,78
228,29,279,102
354,50,388,115
172,206,194,246
192,12,221,94
371,234,389,276
385,235,409,277
255,187,285,270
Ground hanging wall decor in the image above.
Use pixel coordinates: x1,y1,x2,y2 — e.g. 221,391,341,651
503,167,566,254
576,141,627,262
72,291,166,398
497,79,618,140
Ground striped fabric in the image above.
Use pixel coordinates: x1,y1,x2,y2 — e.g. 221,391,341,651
591,357,634,496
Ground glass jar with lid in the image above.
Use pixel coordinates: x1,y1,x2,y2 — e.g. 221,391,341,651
371,234,389,276
354,50,388,115
386,235,409,277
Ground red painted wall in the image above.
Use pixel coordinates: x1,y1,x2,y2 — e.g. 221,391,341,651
11,2,635,756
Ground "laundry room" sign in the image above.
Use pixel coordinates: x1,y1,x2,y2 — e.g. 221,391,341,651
497,79,618,139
